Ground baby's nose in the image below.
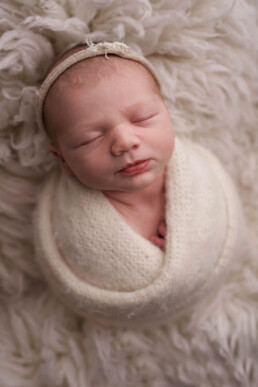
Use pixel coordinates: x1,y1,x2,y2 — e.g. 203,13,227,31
111,125,140,156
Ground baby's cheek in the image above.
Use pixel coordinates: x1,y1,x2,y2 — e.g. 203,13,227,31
159,132,174,158
165,128,175,152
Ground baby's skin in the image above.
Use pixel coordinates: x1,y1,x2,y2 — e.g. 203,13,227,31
44,54,174,250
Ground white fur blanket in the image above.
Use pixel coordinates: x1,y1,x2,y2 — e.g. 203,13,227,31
0,1,258,386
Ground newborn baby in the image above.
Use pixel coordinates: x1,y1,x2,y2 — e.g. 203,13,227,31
34,42,244,327
43,43,172,251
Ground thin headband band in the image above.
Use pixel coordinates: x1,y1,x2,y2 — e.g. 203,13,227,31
35,41,160,134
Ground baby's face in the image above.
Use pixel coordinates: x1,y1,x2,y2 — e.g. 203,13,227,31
46,61,175,192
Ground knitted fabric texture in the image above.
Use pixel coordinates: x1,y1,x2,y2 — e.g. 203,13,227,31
33,136,244,328
36,41,160,134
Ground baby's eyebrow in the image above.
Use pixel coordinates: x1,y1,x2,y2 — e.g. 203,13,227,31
122,98,158,114
73,121,97,131
66,124,100,146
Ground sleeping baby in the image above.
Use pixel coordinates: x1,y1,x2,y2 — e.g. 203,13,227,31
34,42,245,328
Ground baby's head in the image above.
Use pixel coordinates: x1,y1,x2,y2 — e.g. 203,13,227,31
36,42,175,192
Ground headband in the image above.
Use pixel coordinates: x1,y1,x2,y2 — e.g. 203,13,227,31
35,41,160,134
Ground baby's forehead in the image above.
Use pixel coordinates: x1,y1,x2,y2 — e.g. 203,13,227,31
45,53,159,103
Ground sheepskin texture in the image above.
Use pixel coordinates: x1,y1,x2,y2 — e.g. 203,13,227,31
0,0,257,386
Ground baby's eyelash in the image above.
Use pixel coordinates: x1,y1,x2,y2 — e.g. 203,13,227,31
79,135,102,147
133,114,156,123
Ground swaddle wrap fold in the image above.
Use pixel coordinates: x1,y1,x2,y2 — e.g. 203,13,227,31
34,137,244,327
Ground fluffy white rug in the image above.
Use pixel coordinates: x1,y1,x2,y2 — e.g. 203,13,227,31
0,0,257,386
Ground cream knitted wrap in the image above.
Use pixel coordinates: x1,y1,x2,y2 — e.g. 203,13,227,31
34,137,244,328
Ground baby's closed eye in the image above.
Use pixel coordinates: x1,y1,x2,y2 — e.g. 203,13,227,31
75,134,103,148
133,115,155,123
132,112,158,124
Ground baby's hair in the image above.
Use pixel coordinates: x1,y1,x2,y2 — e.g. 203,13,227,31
42,43,161,144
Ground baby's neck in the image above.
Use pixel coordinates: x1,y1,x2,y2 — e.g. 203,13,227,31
103,169,166,241
103,169,166,210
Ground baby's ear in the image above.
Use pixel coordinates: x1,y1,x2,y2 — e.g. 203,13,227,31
47,143,74,178
47,143,60,158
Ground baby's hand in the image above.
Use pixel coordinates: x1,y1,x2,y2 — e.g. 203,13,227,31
149,220,166,251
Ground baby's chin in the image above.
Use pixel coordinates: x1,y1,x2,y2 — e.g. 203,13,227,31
102,186,148,194
101,180,164,197
105,176,161,193
82,181,156,194
69,176,150,192
67,166,166,193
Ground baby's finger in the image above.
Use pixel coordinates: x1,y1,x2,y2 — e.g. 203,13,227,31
149,236,165,251
158,221,167,238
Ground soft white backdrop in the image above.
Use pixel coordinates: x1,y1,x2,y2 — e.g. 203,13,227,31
0,0,257,386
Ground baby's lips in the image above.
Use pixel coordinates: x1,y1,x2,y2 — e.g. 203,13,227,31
119,159,150,174
119,159,147,172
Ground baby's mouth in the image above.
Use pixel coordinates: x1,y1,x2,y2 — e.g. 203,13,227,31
119,159,150,174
